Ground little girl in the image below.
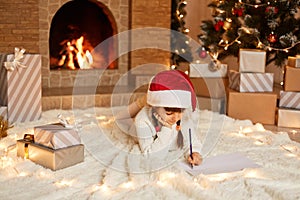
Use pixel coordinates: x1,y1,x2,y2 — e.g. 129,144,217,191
127,70,203,167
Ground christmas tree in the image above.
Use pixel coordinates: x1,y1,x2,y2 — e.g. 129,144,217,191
198,0,300,67
171,0,193,65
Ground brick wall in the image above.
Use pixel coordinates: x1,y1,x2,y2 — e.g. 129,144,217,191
0,0,39,53
130,0,171,75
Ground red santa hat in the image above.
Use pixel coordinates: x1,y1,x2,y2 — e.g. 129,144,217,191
147,70,197,111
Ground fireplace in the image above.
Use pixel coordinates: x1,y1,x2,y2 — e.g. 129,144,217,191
49,0,118,70
0,0,172,110
0,0,172,102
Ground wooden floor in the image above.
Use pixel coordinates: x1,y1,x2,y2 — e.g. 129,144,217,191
264,125,300,143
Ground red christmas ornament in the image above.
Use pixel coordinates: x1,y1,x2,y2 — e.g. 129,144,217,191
214,20,224,31
268,33,277,43
198,47,207,58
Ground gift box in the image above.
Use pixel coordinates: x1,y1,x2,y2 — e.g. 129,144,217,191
279,91,300,109
189,63,227,78
0,106,7,120
239,49,266,73
34,123,81,150
197,96,226,114
287,56,300,68
277,108,300,128
228,70,274,92
17,139,84,170
227,89,277,125
0,48,42,123
284,66,300,92
190,77,228,98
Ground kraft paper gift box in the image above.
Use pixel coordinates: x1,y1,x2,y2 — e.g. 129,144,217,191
277,108,300,128
279,91,300,109
17,139,84,170
0,48,42,123
190,77,228,98
287,56,300,68
196,96,226,114
0,106,7,120
34,123,81,150
284,66,300,92
227,90,277,125
228,70,274,92
189,63,227,78
239,49,266,73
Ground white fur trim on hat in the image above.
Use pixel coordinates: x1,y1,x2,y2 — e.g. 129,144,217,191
147,90,192,108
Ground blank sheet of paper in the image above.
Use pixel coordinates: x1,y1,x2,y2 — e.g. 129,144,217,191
179,152,260,176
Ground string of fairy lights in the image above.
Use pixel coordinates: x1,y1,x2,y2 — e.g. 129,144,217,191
176,0,189,34
171,0,193,72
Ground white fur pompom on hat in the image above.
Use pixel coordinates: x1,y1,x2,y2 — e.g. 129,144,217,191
147,70,197,111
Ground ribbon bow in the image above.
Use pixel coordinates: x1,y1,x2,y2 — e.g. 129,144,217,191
4,47,27,71
57,113,74,128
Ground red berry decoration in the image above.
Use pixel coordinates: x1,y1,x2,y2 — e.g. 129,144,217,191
265,6,278,15
232,7,244,17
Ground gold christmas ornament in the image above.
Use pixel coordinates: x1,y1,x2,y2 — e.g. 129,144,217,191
223,18,232,30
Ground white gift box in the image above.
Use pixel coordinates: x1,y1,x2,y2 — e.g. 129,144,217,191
279,91,300,109
228,70,274,92
34,123,81,150
239,49,266,73
287,56,300,68
278,108,300,128
189,63,227,78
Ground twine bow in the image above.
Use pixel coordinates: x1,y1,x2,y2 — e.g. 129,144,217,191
23,134,34,159
4,47,26,71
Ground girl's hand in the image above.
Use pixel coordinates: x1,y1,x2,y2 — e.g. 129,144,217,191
187,152,202,166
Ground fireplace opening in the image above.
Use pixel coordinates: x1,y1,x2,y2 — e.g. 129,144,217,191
49,0,118,70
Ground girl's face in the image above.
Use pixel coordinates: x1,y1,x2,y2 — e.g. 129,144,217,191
155,107,183,126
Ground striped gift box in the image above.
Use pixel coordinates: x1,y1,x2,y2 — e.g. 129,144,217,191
228,70,274,92
279,91,300,109
0,54,42,123
0,106,7,120
34,124,81,150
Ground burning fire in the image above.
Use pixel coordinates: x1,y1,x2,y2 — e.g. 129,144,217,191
58,36,93,69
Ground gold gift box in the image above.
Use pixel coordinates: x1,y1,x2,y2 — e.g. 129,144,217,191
196,96,225,114
227,89,277,125
17,139,84,170
287,56,300,68
284,66,300,92
190,77,228,98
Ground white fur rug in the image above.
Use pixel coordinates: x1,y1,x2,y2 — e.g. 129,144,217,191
1,107,300,200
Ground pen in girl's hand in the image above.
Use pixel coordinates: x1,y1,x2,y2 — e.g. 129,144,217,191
189,128,193,169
